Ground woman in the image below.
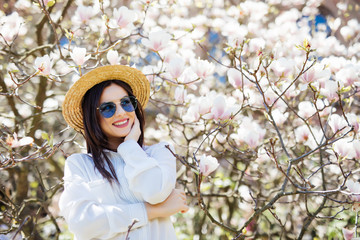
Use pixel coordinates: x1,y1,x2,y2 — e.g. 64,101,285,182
59,65,189,240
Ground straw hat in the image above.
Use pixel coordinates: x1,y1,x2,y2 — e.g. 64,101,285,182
62,65,150,133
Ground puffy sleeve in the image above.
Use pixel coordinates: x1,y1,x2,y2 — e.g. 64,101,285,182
117,140,176,204
58,154,148,240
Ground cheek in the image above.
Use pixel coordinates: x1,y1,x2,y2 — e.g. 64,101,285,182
129,112,137,123
99,116,111,131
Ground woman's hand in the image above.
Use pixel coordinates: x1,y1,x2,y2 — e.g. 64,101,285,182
125,117,141,142
145,189,189,220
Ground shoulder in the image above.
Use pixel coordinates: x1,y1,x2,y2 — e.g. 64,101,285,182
65,153,94,172
143,141,174,153
66,153,93,165
63,153,98,182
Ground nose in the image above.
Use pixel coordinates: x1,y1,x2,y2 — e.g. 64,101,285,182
114,102,126,116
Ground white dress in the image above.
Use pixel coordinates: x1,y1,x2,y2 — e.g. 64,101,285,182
58,140,177,240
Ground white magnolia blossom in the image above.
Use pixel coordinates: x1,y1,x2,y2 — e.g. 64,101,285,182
232,117,266,149
298,101,317,119
191,58,215,79
6,133,34,149
167,57,185,79
142,30,172,52
174,85,187,103
34,55,52,76
335,65,360,87
110,6,137,32
332,138,353,158
328,114,349,134
320,80,340,102
72,5,97,25
0,12,27,43
199,154,220,177
300,63,331,86
70,47,91,66
106,50,121,65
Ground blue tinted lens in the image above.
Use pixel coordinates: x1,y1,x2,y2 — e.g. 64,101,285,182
121,96,137,112
98,96,137,118
99,102,116,118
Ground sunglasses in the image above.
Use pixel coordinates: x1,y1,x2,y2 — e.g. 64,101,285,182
97,96,137,118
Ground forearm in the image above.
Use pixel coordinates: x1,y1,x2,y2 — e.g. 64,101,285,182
144,189,189,220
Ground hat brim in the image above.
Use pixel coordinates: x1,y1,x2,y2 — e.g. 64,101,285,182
62,65,150,133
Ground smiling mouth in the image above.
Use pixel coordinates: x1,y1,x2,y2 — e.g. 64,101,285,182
113,119,129,128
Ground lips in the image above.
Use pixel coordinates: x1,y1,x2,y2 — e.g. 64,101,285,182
113,119,129,128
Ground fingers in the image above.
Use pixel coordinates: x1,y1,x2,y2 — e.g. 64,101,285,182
181,205,189,213
173,188,189,214
125,116,141,142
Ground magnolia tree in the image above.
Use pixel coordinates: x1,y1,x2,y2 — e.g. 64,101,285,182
0,0,360,239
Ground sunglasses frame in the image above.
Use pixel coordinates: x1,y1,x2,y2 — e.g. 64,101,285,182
97,96,137,118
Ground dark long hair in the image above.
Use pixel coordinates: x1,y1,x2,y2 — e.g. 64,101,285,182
81,80,146,183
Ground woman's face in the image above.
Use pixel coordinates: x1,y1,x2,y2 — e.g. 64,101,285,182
98,83,136,149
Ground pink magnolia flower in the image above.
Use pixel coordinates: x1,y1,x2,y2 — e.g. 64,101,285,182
245,129,266,149
340,26,355,41
346,180,360,212
321,56,347,73
34,55,52,76
174,85,187,103
6,133,34,148
223,24,248,46
271,57,295,78
347,180,360,201
106,50,121,65
264,89,278,106
336,65,359,87
111,6,136,29
300,64,331,86
320,80,339,102
295,125,323,149
199,154,220,177
298,101,316,119
271,109,289,126
247,37,266,53
168,57,185,79
0,12,27,43
142,31,172,52
240,1,268,21
182,96,212,123
295,125,311,143
202,95,235,120
348,19,360,32
142,65,160,82
70,47,91,66
333,138,353,158
227,68,246,89
328,114,348,134
182,105,201,123
352,140,360,159
198,96,212,115
73,5,96,25
191,58,215,79
342,227,355,240
232,117,266,149
177,68,199,90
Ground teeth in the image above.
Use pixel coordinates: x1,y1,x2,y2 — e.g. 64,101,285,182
114,120,127,126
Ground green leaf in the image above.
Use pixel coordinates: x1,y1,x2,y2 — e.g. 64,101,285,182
41,132,49,141
47,0,56,7
339,86,351,93
49,133,54,147
30,181,39,189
